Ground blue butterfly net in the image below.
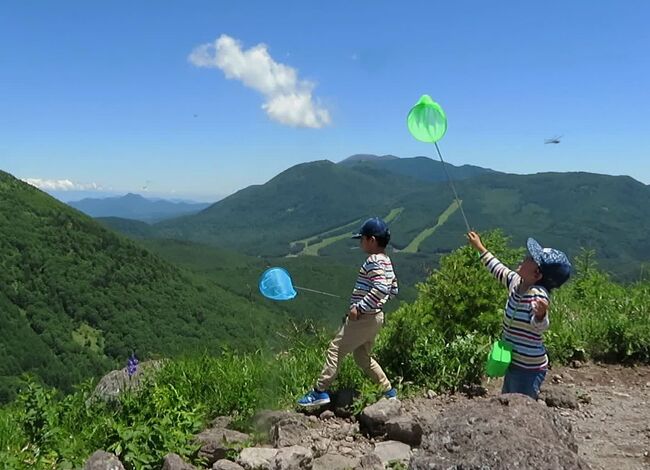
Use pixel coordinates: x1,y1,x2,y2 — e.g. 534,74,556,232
259,267,297,301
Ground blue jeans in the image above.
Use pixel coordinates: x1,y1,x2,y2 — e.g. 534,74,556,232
502,366,546,399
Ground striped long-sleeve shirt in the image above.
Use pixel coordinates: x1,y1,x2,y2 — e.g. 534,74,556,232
480,251,551,370
350,253,398,314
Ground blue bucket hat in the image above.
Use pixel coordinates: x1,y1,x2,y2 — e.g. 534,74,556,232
352,217,391,241
526,238,572,289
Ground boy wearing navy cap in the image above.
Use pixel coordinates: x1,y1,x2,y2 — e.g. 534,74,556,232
298,217,399,406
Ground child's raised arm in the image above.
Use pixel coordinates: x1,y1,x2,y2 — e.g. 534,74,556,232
467,231,520,290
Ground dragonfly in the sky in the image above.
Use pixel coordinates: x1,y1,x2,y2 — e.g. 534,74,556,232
544,135,563,144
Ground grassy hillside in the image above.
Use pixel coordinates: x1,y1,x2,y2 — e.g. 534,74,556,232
149,162,650,281
154,160,427,255
0,171,298,401
96,217,156,238
139,238,413,326
417,172,650,278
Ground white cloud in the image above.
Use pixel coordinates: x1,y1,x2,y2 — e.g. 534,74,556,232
263,93,331,128
23,178,102,191
189,34,331,128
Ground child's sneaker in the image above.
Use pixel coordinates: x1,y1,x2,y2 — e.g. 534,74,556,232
297,389,330,407
384,388,397,400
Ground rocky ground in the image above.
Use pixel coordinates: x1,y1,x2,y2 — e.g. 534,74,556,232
84,363,650,470
539,362,650,470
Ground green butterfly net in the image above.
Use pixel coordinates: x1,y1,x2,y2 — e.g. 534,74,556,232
407,95,447,143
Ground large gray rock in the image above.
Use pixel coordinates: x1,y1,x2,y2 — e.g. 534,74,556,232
372,441,411,466
358,453,383,470
91,360,163,402
237,448,278,470
210,416,234,429
270,416,310,448
213,460,245,470
83,450,125,470
161,453,196,470
541,386,580,410
254,411,303,433
273,445,313,470
311,453,359,470
410,394,591,470
359,399,402,437
386,416,423,446
319,410,335,420
196,427,251,466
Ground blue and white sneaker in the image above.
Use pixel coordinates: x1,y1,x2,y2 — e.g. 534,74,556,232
384,388,398,400
297,389,331,407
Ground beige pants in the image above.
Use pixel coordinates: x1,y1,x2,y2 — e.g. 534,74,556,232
316,312,391,392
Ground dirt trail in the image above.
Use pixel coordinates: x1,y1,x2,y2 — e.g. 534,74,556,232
484,363,650,469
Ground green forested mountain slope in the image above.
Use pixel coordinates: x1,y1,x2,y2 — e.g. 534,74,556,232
0,171,296,400
149,162,650,280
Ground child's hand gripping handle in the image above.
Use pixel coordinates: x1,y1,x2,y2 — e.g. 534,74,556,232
467,231,487,254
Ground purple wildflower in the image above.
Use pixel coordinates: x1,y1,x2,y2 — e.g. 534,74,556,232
127,353,139,378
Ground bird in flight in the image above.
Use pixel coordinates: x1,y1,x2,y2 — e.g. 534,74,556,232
544,135,562,144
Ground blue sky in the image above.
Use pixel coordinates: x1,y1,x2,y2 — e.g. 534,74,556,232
1,1,649,201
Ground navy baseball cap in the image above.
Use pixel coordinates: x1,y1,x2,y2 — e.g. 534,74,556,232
352,217,391,241
527,238,572,289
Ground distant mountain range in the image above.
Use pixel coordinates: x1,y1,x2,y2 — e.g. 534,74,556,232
135,155,650,280
68,193,212,222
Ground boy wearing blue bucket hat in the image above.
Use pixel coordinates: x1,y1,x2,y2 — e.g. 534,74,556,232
298,217,399,407
467,231,572,399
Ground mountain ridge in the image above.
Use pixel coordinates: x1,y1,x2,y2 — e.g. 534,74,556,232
68,193,212,222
